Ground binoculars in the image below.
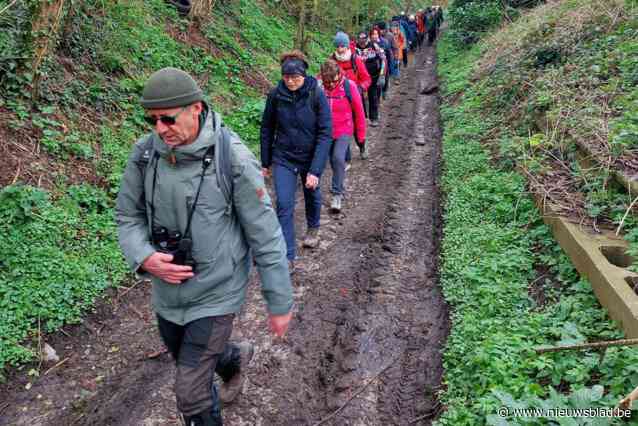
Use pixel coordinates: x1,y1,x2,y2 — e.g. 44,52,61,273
152,227,196,272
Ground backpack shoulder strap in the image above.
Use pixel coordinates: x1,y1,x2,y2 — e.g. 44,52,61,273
217,125,235,215
351,52,357,76
343,78,353,105
134,135,155,179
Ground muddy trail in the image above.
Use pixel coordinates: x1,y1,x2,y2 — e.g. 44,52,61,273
0,43,448,426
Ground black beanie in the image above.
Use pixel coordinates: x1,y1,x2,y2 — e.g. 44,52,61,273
281,58,307,76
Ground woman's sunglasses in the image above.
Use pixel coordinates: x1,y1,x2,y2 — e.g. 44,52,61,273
144,106,188,126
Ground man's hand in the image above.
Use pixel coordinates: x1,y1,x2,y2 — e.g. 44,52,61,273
269,312,293,337
142,252,194,284
261,167,271,178
305,173,319,190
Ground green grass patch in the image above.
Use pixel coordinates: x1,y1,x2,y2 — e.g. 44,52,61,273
435,34,638,425
0,185,128,374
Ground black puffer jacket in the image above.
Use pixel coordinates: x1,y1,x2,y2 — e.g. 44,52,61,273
260,76,332,176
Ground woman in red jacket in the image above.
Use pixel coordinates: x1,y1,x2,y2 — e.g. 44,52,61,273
331,32,372,100
319,59,367,214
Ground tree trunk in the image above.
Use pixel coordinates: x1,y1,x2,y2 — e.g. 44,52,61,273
191,0,215,20
295,0,307,52
31,0,66,101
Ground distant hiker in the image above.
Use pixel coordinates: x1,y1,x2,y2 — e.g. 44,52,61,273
407,15,418,63
355,31,386,127
260,50,333,271
435,6,444,35
331,31,372,102
416,9,426,49
390,21,406,81
374,24,394,100
426,7,437,45
319,59,366,214
116,67,293,426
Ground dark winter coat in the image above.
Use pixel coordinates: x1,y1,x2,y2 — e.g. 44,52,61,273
407,21,418,43
260,76,332,177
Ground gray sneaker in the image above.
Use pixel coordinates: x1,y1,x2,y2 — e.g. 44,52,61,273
219,342,254,404
370,120,379,127
330,195,342,213
359,145,369,160
302,227,320,248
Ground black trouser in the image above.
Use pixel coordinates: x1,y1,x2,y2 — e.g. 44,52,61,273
428,29,436,45
402,48,408,67
382,69,390,97
367,76,381,121
158,314,239,422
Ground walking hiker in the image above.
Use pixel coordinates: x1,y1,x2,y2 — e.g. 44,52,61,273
390,21,406,82
374,24,394,100
355,31,386,127
319,59,366,214
426,7,437,45
115,67,294,426
331,31,372,112
416,9,426,50
260,51,332,272
407,15,418,64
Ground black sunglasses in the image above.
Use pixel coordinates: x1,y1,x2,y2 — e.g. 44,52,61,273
144,106,188,126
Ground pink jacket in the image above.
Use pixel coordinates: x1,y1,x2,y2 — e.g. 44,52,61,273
323,78,367,143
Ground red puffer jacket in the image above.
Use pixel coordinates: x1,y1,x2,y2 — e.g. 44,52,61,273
331,50,372,91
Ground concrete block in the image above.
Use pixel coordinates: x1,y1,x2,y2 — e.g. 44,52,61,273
534,195,638,337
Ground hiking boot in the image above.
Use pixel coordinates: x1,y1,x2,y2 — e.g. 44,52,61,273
302,227,320,248
330,195,342,213
219,342,254,405
359,145,369,160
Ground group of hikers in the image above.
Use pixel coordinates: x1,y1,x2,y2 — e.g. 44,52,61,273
115,6,443,426
261,6,445,273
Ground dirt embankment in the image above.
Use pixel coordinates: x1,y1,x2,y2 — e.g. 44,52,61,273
0,43,448,426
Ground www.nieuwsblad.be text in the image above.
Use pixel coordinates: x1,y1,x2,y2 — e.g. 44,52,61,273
497,406,632,419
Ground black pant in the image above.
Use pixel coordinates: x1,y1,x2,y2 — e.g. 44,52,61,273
367,76,381,121
428,29,436,45
402,48,408,67
158,314,239,419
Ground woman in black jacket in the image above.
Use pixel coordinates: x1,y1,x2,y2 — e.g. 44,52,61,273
260,50,333,272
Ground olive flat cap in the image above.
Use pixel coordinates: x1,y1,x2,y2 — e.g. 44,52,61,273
140,67,203,109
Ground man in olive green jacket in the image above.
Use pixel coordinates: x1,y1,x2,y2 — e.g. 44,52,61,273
116,67,293,426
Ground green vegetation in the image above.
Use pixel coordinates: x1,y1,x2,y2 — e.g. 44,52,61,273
446,0,545,45
0,184,128,368
435,34,638,425
436,0,638,422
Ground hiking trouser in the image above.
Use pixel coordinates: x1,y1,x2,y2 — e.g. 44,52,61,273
428,30,436,45
402,48,408,67
273,163,322,260
331,136,355,196
367,76,381,121
157,314,238,421
382,69,390,97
